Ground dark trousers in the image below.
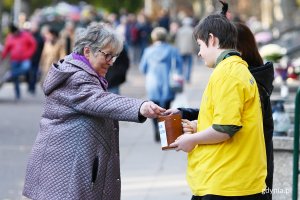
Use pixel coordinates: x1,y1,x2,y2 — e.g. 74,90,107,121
27,62,39,94
11,60,31,99
191,193,265,200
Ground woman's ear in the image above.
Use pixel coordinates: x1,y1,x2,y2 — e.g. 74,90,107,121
83,47,90,58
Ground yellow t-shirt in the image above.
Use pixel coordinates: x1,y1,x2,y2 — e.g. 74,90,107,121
187,56,267,196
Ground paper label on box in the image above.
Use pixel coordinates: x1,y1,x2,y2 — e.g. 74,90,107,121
158,121,168,147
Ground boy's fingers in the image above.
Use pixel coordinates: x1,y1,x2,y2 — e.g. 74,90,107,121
186,120,194,126
169,142,177,148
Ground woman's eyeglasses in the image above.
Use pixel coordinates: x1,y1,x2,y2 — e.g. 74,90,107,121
98,49,118,62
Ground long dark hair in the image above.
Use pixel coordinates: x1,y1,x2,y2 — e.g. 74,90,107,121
235,22,264,67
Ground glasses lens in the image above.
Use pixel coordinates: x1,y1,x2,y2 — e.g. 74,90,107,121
99,49,118,62
106,54,113,62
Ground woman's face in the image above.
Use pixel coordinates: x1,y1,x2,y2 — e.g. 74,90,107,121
86,46,117,77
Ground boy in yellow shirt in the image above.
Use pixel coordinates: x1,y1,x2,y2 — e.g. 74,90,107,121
169,3,267,200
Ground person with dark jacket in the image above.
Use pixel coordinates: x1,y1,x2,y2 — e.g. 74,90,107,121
27,21,45,94
236,22,274,200
106,47,129,94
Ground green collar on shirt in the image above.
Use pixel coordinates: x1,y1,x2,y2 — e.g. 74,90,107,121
214,49,241,68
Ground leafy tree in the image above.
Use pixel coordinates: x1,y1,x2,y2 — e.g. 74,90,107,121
3,0,144,13
3,0,13,11
95,0,144,13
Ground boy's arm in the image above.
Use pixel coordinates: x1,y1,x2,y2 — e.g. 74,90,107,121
192,126,230,144
170,126,230,152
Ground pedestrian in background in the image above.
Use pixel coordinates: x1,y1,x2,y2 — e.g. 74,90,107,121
0,23,36,100
136,13,152,59
139,27,183,142
39,27,64,85
175,17,196,83
60,21,76,56
27,21,45,94
106,46,130,94
22,22,165,200
168,1,267,199
125,14,140,65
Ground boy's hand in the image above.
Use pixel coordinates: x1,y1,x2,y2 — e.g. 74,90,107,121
182,119,197,134
169,133,197,153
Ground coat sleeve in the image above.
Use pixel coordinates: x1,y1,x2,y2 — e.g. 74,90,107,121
178,108,199,120
66,71,146,122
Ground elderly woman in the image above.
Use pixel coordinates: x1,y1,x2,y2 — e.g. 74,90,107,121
22,23,165,200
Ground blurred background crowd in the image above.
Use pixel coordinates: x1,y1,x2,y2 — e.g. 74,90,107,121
0,0,300,136
0,0,300,84
1,1,300,79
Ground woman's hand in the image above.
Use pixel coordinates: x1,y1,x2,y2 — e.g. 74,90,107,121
140,101,166,118
162,108,181,116
182,119,197,134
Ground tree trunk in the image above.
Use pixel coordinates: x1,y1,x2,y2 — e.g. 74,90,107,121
275,0,297,31
261,0,273,29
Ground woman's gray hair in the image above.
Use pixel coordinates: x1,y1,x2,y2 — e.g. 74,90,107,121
73,22,123,55
151,27,167,42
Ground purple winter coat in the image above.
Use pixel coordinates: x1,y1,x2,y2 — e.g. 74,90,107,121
23,54,146,200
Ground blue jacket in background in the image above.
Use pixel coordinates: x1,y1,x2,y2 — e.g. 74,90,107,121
139,42,183,106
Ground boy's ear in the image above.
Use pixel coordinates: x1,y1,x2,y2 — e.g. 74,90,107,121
208,33,220,48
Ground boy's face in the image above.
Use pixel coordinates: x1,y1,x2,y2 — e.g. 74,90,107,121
196,37,216,68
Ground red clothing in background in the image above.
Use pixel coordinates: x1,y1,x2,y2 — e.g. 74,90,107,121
1,31,37,61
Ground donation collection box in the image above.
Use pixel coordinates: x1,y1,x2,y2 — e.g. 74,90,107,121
158,113,183,150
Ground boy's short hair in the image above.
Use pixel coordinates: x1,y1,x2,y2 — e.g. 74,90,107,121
193,14,237,49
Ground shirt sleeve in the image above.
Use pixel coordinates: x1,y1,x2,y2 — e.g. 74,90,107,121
212,124,242,137
212,75,244,127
